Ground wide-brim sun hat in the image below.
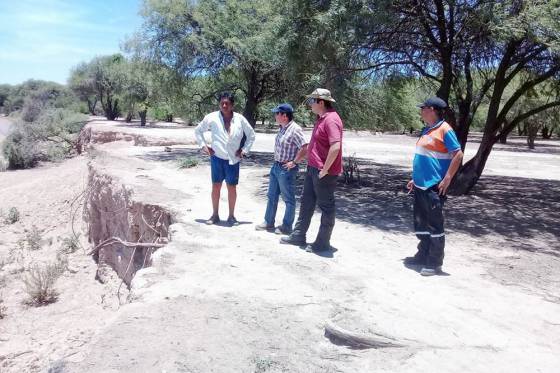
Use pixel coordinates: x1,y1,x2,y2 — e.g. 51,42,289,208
305,88,336,102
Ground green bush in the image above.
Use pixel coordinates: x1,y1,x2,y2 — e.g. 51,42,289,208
177,156,199,169
2,108,87,169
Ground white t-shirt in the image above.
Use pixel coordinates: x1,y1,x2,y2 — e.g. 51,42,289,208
195,111,256,165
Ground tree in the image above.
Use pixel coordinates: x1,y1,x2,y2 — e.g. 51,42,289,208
70,55,127,121
68,63,98,115
131,0,292,126
353,0,560,193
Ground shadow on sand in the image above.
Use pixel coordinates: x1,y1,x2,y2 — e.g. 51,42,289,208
138,148,560,255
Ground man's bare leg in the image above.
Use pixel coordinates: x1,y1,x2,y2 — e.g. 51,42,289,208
226,184,237,218
211,182,222,217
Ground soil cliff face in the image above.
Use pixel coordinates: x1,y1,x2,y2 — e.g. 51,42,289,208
85,165,172,285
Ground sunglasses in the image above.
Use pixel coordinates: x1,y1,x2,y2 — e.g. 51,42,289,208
306,98,318,105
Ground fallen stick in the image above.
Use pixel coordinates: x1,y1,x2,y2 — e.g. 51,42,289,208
324,321,405,349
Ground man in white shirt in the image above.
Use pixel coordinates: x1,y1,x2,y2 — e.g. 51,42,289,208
195,92,256,226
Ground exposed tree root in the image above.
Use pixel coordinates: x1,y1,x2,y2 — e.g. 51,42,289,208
324,321,405,349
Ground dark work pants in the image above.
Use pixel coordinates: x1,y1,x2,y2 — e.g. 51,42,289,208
292,167,337,249
413,185,446,267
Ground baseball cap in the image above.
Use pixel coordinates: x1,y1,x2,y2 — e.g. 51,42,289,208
417,97,447,109
271,103,294,113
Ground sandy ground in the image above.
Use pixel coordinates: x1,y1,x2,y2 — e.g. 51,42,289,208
1,118,559,372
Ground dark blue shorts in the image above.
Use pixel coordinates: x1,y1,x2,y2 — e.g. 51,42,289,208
210,155,240,185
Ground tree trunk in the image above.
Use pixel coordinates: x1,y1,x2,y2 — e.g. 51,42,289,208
498,131,508,144
103,97,119,121
517,123,526,136
87,98,97,115
243,98,258,128
139,110,147,126
450,134,495,195
542,126,552,139
165,114,173,122
527,124,538,149
125,111,133,123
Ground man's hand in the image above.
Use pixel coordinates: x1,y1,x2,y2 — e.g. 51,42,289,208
283,161,297,170
437,175,451,195
202,145,214,156
236,149,246,158
319,169,329,179
407,179,415,194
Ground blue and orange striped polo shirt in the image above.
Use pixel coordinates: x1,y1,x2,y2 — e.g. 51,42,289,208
413,120,461,189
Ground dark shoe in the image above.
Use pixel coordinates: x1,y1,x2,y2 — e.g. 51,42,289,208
420,266,442,276
404,255,426,266
304,243,331,253
227,216,240,226
205,215,220,225
280,235,306,246
274,225,292,235
255,222,274,231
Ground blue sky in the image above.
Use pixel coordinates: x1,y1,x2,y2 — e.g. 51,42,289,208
0,0,142,85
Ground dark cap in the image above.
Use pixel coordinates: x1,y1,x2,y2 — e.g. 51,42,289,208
417,97,447,109
271,103,294,113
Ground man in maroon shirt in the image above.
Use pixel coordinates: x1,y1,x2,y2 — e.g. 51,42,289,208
280,88,343,253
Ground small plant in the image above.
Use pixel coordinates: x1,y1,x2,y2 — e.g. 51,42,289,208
178,156,199,169
59,234,81,254
22,261,64,306
4,207,20,224
0,294,6,319
252,356,280,373
25,225,42,251
343,153,361,185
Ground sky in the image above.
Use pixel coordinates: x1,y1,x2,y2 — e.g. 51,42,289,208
0,0,143,85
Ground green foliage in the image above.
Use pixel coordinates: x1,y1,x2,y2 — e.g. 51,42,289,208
177,156,199,169
2,109,87,169
1,80,79,116
133,0,292,125
342,76,420,131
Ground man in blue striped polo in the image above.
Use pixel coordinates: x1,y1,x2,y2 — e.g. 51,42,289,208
256,103,308,235
405,97,463,276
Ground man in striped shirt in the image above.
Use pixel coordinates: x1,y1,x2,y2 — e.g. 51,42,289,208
256,103,308,234
405,97,463,276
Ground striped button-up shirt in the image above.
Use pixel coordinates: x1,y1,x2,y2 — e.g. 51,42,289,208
274,121,307,162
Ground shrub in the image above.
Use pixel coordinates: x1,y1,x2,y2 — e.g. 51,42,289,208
0,294,6,319
177,156,199,169
22,261,64,306
59,234,80,254
25,225,42,251
342,153,361,185
2,108,87,169
4,207,20,224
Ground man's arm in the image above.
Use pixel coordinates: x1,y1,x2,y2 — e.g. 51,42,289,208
239,117,256,155
284,144,308,170
438,149,464,195
195,117,213,155
319,142,341,178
